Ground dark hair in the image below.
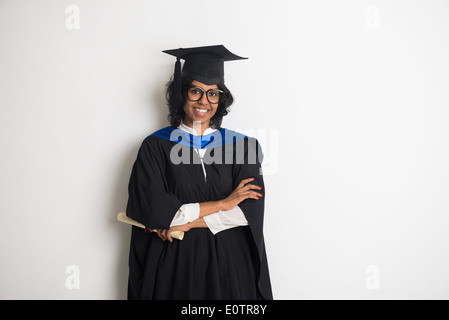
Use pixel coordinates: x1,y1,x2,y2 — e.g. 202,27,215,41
166,76,234,129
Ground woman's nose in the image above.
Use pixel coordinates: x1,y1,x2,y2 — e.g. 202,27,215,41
199,92,209,105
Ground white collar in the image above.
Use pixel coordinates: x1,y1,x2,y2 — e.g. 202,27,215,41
178,121,217,136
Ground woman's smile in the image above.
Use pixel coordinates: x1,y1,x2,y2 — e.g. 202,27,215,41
193,106,210,116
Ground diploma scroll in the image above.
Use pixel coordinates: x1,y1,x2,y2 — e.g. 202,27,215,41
117,212,184,240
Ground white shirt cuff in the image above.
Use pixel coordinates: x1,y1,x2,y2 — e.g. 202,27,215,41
203,206,248,235
169,203,200,227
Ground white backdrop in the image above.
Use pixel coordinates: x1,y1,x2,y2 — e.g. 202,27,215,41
1,0,449,300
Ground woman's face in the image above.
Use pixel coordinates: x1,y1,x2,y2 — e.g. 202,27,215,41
183,80,219,129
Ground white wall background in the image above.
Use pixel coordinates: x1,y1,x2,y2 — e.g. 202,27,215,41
1,0,449,299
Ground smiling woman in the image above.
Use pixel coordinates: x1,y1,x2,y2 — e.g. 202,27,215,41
183,81,221,133
166,76,234,133
126,45,272,300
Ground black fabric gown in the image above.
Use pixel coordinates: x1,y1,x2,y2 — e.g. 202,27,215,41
126,126,272,300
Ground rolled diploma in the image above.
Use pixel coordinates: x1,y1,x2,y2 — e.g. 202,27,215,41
117,212,184,240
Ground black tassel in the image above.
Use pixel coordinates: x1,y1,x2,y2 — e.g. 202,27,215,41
173,57,182,105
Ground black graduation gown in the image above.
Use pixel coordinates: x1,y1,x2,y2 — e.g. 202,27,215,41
126,127,272,300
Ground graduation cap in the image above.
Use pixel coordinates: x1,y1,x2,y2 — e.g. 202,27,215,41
163,45,247,104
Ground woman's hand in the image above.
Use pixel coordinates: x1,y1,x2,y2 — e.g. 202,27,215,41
219,178,263,211
156,225,189,243
155,218,207,242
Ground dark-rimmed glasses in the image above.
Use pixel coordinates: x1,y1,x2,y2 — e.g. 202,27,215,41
187,86,224,104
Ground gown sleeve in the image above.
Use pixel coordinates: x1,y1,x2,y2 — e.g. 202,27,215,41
231,137,273,300
126,137,183,230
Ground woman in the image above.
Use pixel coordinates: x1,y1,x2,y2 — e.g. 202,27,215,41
126,45,272,300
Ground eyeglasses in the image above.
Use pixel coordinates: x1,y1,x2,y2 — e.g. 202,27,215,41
187,86,224,104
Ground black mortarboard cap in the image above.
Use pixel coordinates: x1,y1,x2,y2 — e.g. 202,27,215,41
163,45,247,105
